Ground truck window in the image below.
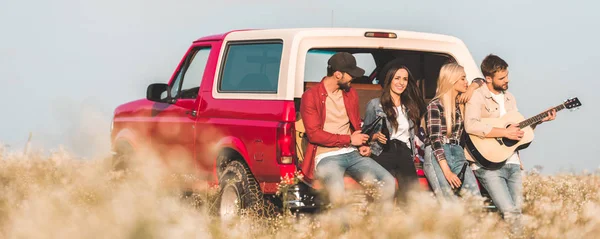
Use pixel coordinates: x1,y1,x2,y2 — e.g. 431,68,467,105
380,51,453,100
219,41,283,93
170,47,212,99
304,50,376,84
300,48,454,116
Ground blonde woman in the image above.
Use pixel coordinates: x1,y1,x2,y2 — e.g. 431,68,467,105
423,63,482,199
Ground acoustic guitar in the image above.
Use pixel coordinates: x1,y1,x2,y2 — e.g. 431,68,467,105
464,97,582,169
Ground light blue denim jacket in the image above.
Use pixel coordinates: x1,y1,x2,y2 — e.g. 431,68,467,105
363,98,417,157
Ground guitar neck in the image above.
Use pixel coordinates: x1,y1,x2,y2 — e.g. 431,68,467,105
519,104,565,128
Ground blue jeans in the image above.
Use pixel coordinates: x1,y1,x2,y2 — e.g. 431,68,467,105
315,151,396,205
474,163,523,234
423,146,443,198
423,144,481,200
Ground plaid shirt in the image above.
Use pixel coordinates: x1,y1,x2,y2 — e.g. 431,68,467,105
424,98,464,162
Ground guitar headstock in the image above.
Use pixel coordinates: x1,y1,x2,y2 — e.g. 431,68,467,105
564,97,582,110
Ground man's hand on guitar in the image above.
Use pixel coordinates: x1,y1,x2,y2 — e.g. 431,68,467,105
505,124,524,140
541,109,557,122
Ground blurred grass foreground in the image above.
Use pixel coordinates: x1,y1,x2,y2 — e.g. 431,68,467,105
0,145,599,239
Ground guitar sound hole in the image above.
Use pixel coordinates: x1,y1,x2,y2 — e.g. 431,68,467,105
495,138,504,145
502,124,519,147
502,138,518,147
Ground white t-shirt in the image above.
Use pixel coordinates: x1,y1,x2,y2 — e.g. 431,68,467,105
490,92,520,165
390,105,411,146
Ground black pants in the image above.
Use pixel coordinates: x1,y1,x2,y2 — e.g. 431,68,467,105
372,139,419,202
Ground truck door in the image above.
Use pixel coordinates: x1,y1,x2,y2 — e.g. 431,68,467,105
153,44,213,173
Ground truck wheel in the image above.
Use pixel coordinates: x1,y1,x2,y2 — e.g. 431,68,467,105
215,160,279,219
112,142,134,171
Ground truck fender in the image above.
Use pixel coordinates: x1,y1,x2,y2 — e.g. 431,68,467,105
214,136,251,167
112,128,139,154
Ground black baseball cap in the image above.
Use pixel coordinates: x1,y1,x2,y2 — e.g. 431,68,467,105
327,52,365,78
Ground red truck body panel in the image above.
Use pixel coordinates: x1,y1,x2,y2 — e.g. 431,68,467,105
111,29,432,196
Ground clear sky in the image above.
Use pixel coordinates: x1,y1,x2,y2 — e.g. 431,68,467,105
1,0,597,173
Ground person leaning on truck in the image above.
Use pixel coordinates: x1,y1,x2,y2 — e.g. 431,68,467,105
300,52,396,207
464,54,556,235
363,60,427,204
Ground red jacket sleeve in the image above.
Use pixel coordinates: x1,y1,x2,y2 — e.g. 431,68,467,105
300,91,352,147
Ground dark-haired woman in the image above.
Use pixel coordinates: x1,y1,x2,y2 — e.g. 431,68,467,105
364,64,426,202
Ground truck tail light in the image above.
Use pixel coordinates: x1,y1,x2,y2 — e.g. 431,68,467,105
364,31,397,39
276,122,296,164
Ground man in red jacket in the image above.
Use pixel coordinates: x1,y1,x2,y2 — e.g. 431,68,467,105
300,52,395,207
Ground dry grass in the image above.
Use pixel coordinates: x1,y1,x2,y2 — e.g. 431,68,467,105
0,146,599,239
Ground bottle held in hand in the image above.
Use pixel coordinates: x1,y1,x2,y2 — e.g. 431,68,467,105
362,112,386,141
454,162,469,196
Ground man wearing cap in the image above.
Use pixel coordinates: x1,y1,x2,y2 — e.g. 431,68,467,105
300,52,396,207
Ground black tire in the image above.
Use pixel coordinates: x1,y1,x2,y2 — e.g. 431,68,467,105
213,160,280,218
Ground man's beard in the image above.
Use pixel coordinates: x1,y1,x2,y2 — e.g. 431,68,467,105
493,82,508,92
338,81,351,92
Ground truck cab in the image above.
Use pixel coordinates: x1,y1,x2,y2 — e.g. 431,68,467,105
110,28,483,217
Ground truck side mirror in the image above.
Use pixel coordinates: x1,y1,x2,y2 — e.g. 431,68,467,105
147,83,172,103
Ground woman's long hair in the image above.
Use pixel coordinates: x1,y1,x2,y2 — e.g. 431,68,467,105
431,63,465,137
380,65,426,132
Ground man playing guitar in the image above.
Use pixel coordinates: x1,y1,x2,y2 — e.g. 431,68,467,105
464,54,556,235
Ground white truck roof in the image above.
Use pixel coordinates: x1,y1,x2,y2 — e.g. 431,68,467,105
211,28,483,100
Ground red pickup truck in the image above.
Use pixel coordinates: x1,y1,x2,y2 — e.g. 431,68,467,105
110,28,489,217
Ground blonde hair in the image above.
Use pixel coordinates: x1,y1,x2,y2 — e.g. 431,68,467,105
432,63,465,137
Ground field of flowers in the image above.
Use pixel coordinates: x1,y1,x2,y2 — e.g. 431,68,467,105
0,146,598,238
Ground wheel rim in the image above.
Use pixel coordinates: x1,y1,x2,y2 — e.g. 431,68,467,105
219,184,240,220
